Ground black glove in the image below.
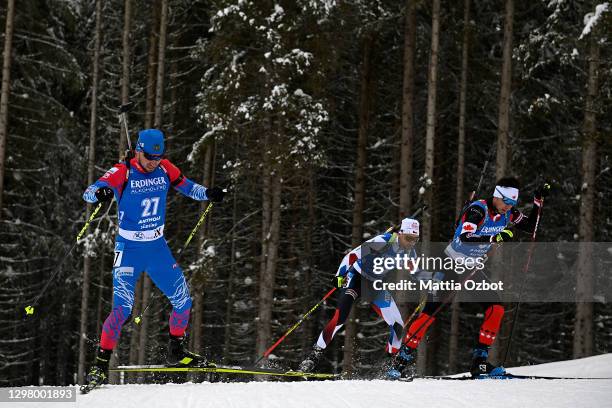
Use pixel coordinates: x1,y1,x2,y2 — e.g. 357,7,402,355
491,229,513,244
534,183,551,200
95,187,114,202
206,187,225,203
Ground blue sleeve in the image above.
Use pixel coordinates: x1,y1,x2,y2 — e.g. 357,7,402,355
82,180,116,203
82,163,127,203
174,176,209,201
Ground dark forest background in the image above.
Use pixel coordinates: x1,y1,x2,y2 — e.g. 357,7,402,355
0,0,610,386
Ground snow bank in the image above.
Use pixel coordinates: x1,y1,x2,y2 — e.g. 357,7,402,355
24,354,612,408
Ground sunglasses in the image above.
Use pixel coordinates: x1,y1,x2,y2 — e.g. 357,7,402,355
495,187,518,206
143,152,163,161
502,196,518,206
402,234,420,242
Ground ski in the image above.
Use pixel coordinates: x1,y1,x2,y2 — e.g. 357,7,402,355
417,373,612,381
111,364,339,380
80,379,106,394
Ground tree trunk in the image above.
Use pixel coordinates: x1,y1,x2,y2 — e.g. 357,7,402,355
300,169,316,356
136,278,152,371
399,0,417,218
191,140,215,357
144,1,160,128
223,174,238,361
154,0,168,128
419,0,440,376
256,165,281,358
449,0,470,373
491,8,516,357
137,1,163,368
127,276,142,382
343,31,375,376
573,36,599,359
496,0,514,179
119,0,132,156
78,0,102,384
0,0,15,218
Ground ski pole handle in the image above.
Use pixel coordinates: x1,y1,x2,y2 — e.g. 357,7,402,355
118,102,134,151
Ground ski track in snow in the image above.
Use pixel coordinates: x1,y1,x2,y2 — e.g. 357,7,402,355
17,354,612,408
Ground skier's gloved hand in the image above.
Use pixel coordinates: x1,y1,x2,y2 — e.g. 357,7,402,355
491,229,513,244
206,187,225,203
95,187,114,202
334,275,346,288
83,185,99,203
534,182,551,204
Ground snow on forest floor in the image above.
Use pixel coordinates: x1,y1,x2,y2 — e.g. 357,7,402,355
15,354,612,408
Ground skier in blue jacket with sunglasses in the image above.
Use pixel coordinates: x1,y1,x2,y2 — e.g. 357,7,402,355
81,129,225,389
387,177,549,379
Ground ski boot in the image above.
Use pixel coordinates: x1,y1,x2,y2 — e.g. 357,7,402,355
386,344,416,380
299,345,324,373
167,334,210,367
470,345,506,377
80,348,111,394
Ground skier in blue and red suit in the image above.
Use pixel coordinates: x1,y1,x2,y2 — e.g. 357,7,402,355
387,177,549,379
82,129,225,386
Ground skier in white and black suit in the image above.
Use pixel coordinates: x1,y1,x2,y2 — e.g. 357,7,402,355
299,217,421,373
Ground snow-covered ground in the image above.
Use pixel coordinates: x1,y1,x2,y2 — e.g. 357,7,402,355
19,354,612,408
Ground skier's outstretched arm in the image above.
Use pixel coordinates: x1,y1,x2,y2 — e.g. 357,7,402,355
160,159,224,202
82,163,128,203
511,186,547,233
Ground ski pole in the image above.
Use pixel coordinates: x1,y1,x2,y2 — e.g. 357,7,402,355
391,147,495,345
454,143,495,228
253,287,338,367
500,185,547,366
130,202,215,325
386,204,428,233
119,102,134,151
24,202,104,316
400,265,485,347
179,202,214,255
403,294,427,327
